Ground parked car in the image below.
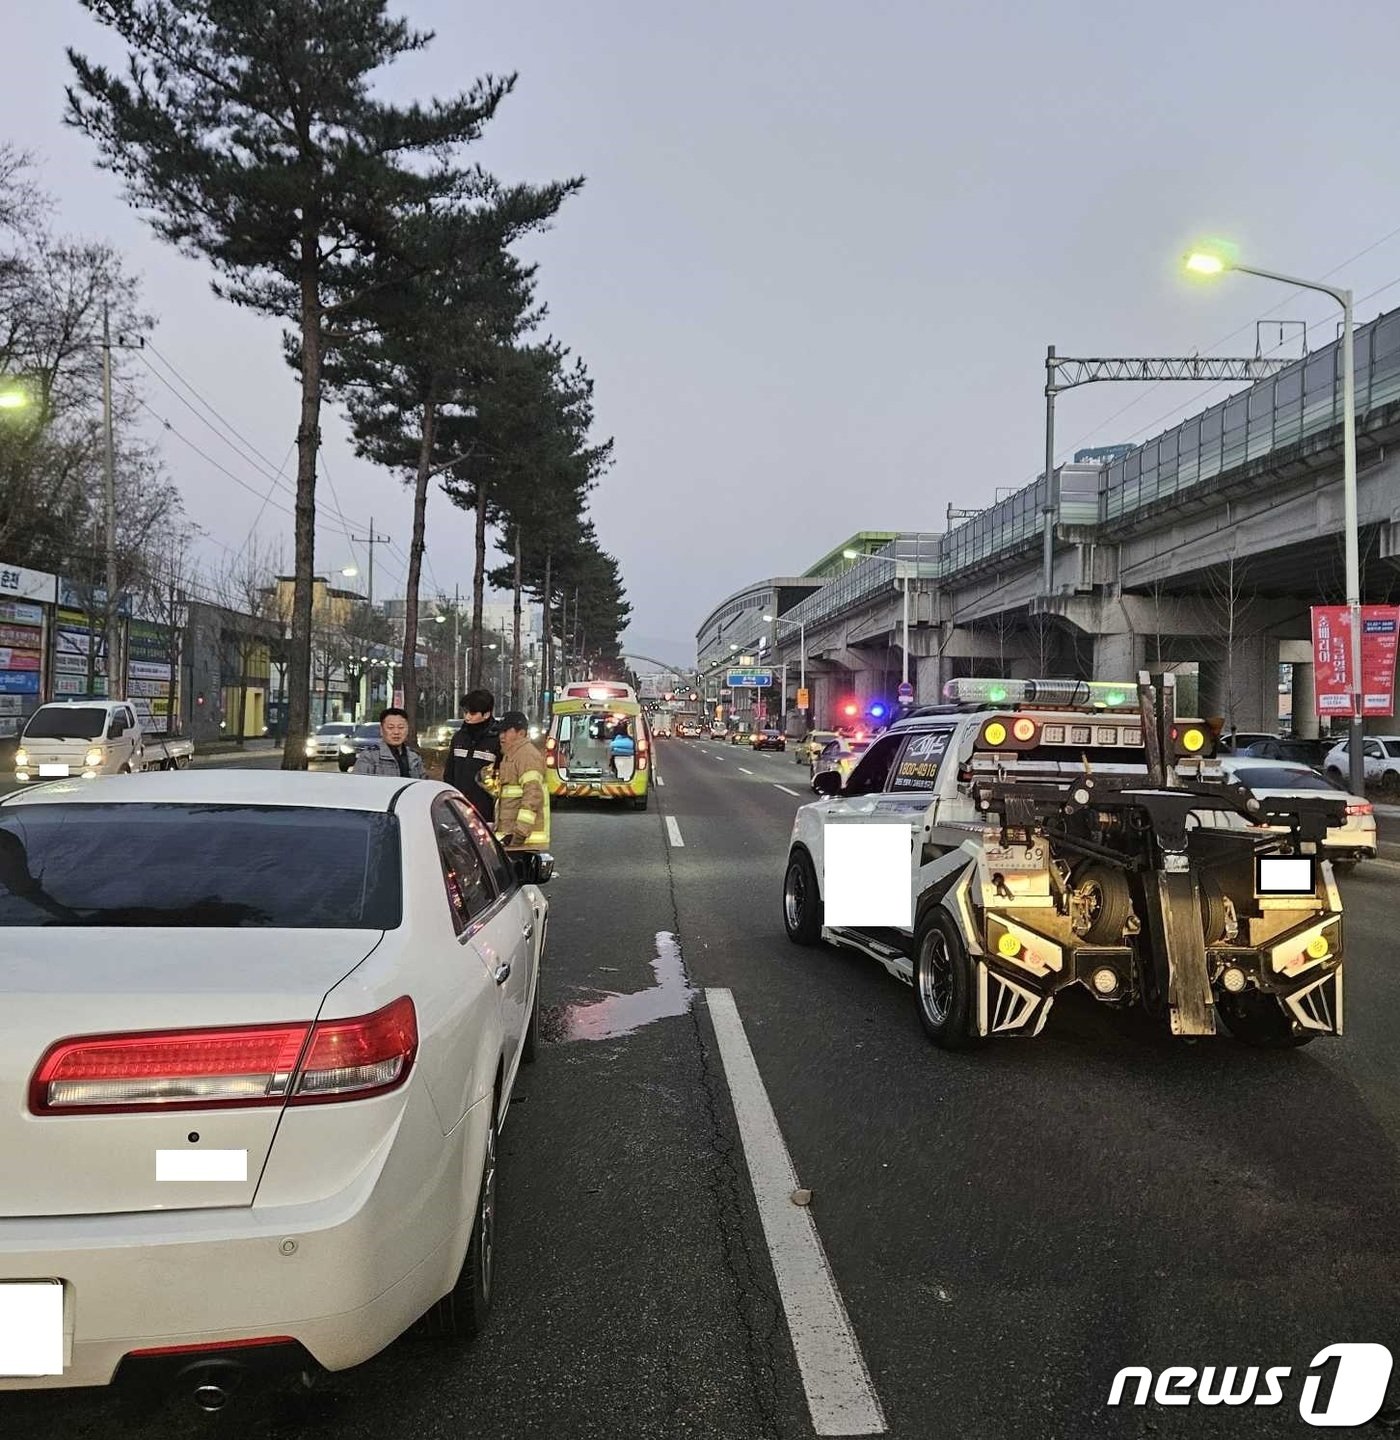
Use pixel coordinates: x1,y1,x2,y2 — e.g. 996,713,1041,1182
1323,735,1400,790
14,702,193,782
810,735,871,789
1218,731,1279,755
0,769,549,1397
751,728,786,752
305,721,354,762
338,722,386,772
1238,736,1329,770
1196,757,1376,869
794,730,838,766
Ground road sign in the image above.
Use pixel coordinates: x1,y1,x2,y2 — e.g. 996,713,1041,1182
726,668,773,688
897,681,915,703
795,686,809,709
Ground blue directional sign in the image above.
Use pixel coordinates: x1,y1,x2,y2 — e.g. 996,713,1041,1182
726,668,773,688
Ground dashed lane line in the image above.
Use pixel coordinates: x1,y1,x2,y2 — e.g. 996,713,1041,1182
772,784,800,797
665,815,685,847
705,989,887,1436
738,766,754,775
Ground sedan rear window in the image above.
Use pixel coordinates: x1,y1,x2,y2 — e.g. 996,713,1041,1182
1231,766,1340,791
0,804,402,928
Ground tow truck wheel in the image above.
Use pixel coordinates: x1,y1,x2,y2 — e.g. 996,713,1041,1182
913,912,984,1050
782,849,823,946
1070,862,1132,945
1217,992,1316,1049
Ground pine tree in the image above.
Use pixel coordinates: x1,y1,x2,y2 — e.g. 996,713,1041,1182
67,0,515,766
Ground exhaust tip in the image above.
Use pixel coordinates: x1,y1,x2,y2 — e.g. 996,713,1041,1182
193,1382,231,1412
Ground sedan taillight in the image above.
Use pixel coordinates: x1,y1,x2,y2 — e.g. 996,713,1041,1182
30,997,418,1115
1346,801,1373,816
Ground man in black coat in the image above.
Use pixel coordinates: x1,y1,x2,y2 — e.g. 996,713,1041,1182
442,688,502,823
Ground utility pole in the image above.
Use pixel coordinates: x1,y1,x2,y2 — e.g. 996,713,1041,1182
100,302,121,700
350,517,392,608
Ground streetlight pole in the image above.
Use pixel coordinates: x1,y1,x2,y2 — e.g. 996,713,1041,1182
1185,248,1362,796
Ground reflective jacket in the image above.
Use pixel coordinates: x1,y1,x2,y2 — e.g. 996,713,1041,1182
494,737,550,850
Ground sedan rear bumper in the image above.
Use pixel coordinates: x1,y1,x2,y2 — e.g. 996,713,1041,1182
0,1087,484,1390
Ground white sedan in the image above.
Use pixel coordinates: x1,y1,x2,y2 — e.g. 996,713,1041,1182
0,770,548,1402
1193,758,1376,868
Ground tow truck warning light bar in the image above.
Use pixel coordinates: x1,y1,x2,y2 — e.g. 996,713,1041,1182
942,677,1139,709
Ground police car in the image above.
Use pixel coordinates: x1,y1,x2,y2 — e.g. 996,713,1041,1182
781,677,1347,1051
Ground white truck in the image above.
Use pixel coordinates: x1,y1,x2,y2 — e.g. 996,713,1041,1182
783,675,1347,1051
14,700,194,783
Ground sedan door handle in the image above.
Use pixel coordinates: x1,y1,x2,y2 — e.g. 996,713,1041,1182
493,962,512,986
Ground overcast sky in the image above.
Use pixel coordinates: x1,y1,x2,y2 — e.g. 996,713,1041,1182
4,1,1400,665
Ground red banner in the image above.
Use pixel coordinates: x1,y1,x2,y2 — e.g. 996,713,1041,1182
1311,604,1400,717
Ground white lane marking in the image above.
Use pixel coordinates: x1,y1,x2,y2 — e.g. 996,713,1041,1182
705,989,887,1436
665,815,685,847
739,766,754,775
773,784,801,797
656,774,665,786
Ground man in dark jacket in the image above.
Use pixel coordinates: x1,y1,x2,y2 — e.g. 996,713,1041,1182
442,688,501,822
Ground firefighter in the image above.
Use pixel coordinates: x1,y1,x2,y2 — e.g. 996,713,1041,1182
494,710,550,850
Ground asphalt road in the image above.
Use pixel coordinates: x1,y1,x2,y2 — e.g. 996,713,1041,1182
4,737,1400,1438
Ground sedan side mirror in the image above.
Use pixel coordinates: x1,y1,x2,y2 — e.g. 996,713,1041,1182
513,851,555,885
811,770,842,796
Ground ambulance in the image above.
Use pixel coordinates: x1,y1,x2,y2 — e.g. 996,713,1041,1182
545,681,652,810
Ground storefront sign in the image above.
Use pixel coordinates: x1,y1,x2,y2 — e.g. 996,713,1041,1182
0,562,57,605
0,600,43,627
0,624,40,649
54,674,107,697
0,648,40,670
127,659,172,681
0,670,40,694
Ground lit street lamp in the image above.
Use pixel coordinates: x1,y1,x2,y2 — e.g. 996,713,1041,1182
1185,242,1363,797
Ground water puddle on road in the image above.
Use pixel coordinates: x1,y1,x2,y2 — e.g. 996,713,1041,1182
549,931,695,1042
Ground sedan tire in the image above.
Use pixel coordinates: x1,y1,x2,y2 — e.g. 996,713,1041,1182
428,1098,498,1340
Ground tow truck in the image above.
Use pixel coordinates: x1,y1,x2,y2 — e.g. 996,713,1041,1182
781,674,1346,1050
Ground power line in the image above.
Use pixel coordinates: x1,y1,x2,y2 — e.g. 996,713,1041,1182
1033,222,1400,476
142,342,297,482
123,381,366,548
1069,274,1400,459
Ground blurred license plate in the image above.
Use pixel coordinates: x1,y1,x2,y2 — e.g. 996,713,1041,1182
983,842,1046,871
0,1281,63,1376
37,764,69,777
